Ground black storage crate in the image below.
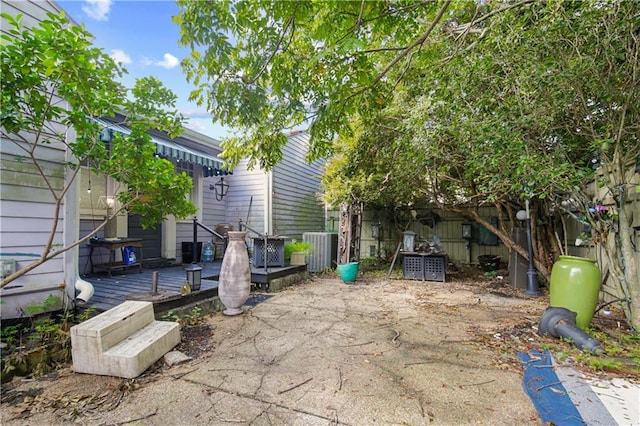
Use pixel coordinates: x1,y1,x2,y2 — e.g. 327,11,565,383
423,255,446,282
403,255,425,280
402,253,446,282
252,238,286,267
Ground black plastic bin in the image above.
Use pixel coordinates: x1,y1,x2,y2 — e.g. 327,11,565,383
182,241,202,264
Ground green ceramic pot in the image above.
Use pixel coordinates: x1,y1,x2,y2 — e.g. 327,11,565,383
337,262,359,283
549,255,600,330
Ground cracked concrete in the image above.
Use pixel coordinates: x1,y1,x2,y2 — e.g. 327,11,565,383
1,277,543,425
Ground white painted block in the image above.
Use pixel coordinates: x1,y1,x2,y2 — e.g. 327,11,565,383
71,300,181,378
71,301,154,353
73,321,180,378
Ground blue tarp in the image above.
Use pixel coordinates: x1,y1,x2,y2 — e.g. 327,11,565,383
518,350,585,425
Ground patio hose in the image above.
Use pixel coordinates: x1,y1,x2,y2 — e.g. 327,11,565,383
538,307,603,355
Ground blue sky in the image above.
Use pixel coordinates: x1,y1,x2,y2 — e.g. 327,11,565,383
57,0,230,140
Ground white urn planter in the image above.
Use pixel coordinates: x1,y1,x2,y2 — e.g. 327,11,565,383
218,231,251,315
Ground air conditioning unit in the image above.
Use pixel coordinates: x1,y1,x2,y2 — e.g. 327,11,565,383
303,232,338,272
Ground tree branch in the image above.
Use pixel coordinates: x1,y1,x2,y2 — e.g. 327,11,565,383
248,16,295,85
355,0,366,31
342,0,452,104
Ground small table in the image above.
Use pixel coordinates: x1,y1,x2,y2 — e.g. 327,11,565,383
89,238,143,276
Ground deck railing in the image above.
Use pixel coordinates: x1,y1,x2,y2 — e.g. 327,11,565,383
191,218,226,263
238,219,271,272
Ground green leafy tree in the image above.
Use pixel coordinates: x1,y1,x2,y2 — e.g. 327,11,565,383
1,12,196,286
326,1,640,326
416,0,639,326
175,0,516,168
176,0,639,327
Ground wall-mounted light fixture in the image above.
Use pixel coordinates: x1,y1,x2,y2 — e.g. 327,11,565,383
402,230,416,252
210,177,229,201
461,223,472,240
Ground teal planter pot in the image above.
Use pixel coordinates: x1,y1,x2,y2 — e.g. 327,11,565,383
549,255,601,330
337,262,359,283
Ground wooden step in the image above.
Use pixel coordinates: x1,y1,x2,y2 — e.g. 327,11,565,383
71,301,154,354
71,301,180,378
92,321,180,378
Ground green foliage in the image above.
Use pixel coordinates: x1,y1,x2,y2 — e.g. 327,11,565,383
284,241,313,260
0,308,82,381
1,11,196,286
24,295,62,315
161,307,204,327
561,328,640,375
318,0,640,324
161,311,180,322
183,306,203,326
175,0,455,169
76,307,97,323
585,357,623,372
0,323,29,347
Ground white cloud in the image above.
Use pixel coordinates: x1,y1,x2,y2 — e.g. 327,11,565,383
184,119,207,133
182,108,212,119
82,0,112,22
110,49,131,65
155,53,180,69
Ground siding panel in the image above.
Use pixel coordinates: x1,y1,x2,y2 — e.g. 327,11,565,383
0,0,69,317
272,132,324,240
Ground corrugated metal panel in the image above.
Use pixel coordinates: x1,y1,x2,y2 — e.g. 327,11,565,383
303,232,338,272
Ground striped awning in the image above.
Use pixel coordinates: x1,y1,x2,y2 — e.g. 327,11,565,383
94,118,224,169
151,136,222,168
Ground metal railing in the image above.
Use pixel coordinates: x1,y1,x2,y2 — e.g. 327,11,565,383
238,219,270,272
191,218,226,264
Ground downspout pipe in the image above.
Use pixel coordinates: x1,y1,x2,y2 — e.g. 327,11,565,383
538,307,603,355
75,277,94,305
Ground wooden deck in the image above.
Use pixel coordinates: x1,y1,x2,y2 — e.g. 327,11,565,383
82,260,306,313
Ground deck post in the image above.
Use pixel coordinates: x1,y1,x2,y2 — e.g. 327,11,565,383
192,217,198,264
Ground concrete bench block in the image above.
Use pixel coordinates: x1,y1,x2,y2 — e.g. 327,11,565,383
71,301,181,378
71,301,154,353
73,320,180,378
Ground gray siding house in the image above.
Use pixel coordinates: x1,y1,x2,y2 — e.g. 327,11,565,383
76,116,226,272
1,1,327,319
222,131,326,249
0,0,79,318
